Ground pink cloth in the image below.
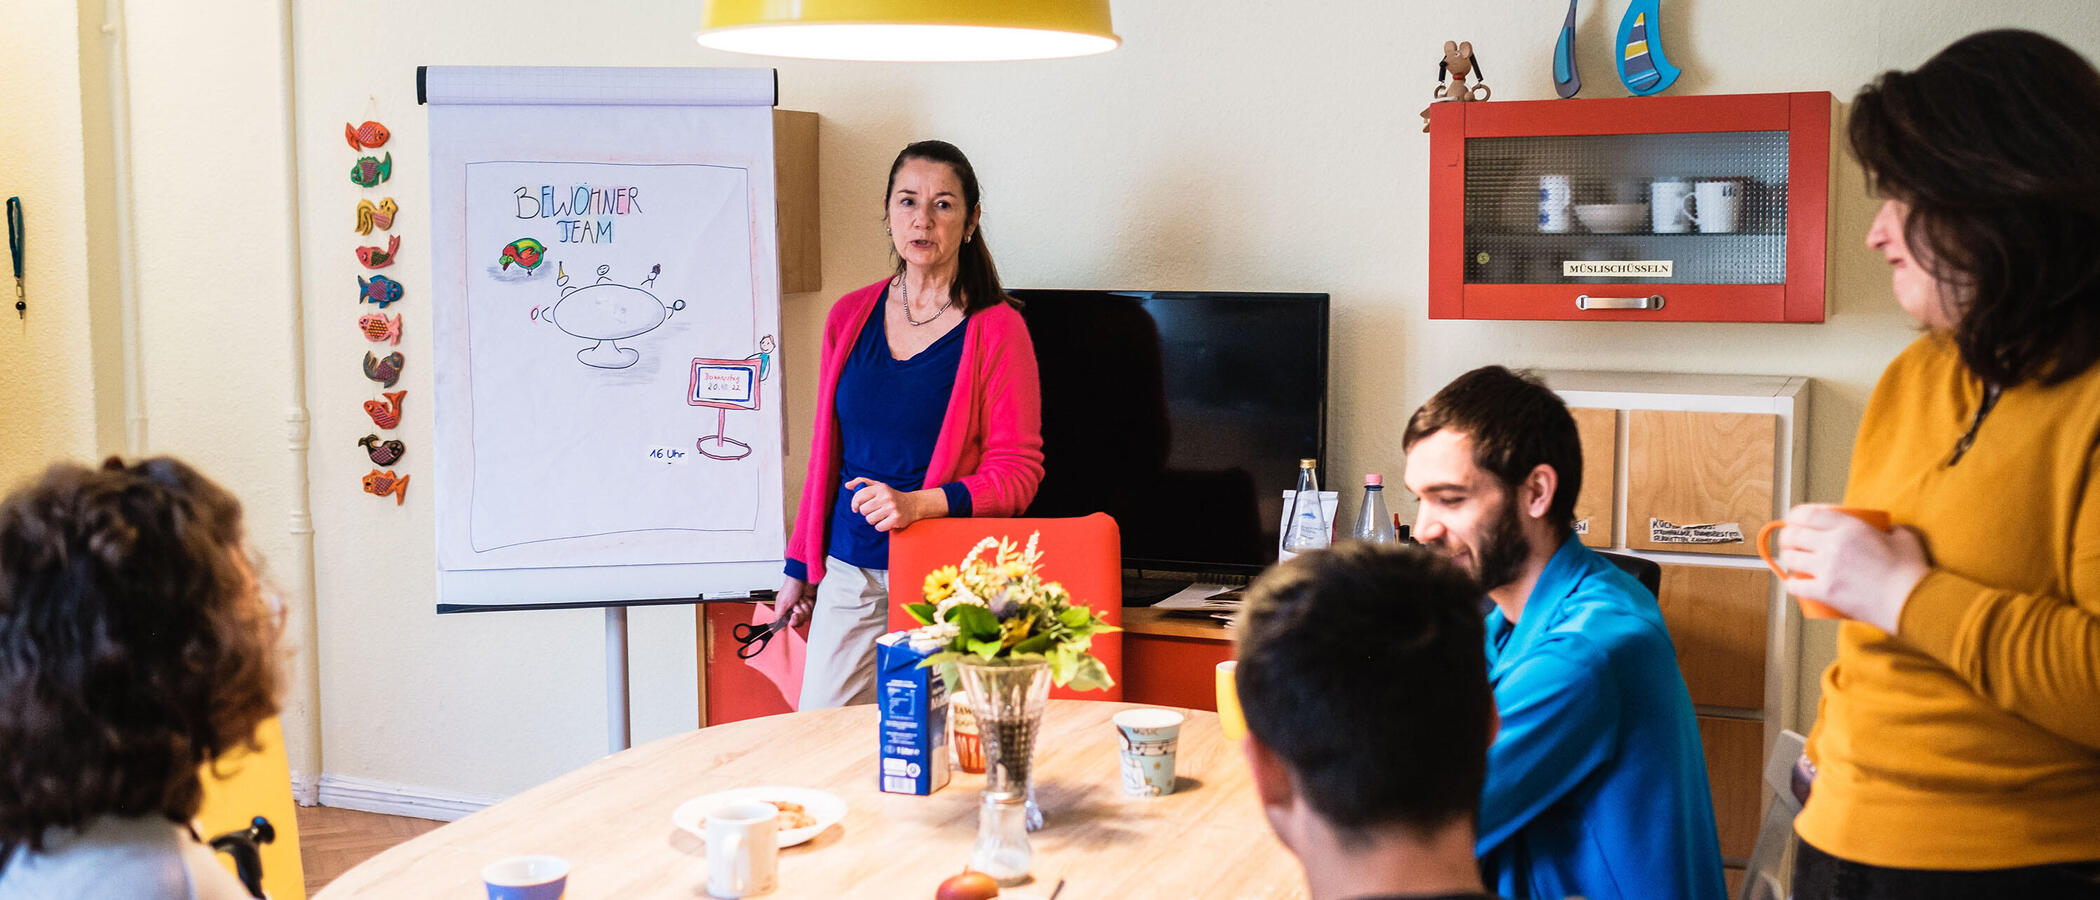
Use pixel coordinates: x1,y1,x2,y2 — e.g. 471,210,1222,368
786,278,1045,586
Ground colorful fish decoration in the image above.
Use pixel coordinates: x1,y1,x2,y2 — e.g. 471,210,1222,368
358,312,402,345
355,197,399,235
1615,1,1681,96
362,469,410,506
499,237,546,274
345,120,391,150
358,434,406,466
363,351,405,389
364,390,406,429
357,234,401,269
350,152,392,187
358,274,404,308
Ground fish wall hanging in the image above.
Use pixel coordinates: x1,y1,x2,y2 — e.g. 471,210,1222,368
357,234,401,269
364,389,406,429
358,312,402,345
362,468,410,506
355,198,399,235
358,274,404,308
363,351,404,388
346,120,391,150
1615,0,1681,95
358,434,406,466
500,237,546,274
350,152,392,187
1553,0,1582,98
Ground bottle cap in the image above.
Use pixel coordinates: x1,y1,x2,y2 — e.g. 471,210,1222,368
1299,458,1317,467
1364,473,1383,486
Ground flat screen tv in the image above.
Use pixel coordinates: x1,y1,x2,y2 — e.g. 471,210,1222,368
1011,289,1329,577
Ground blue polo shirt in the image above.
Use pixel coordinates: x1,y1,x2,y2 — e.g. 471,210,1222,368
823,294,970,572
1476,536,1726,900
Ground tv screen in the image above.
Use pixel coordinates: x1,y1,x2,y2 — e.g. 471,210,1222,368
1012,289,1329,576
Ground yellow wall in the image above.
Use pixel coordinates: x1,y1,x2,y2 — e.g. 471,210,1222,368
7,0,2098,805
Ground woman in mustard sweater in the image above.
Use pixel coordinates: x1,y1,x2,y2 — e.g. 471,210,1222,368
1769,30,2100,898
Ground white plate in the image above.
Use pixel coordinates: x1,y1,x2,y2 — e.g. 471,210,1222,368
671,786,847,847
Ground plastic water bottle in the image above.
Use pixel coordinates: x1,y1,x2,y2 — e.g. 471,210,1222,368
1281,459,1330,560
1353,474,1398,544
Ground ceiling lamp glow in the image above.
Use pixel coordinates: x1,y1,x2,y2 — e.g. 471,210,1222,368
696,0,1120,62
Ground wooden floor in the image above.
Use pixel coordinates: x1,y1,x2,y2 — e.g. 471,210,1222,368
295,805,445,897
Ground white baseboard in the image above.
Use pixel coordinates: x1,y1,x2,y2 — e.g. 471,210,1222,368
289,772,321,807
315,773,505,822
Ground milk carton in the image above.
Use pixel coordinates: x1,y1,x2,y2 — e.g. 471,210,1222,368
876,630,951,795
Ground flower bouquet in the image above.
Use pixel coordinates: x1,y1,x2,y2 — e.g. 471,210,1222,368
901,533,1118,883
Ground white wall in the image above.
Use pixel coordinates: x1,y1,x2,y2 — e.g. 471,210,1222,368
11,0,2099,804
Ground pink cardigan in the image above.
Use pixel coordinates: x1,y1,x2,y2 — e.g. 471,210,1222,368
785,278,1045,585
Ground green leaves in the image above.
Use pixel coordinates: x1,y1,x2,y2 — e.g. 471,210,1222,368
904,602,939,625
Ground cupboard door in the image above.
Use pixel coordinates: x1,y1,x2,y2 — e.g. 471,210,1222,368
1698,715,1766,863
1657,565,1769,710
1570,407,1617,548
1627,410,1776,556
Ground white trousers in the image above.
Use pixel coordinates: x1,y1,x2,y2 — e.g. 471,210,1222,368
798,556,890,710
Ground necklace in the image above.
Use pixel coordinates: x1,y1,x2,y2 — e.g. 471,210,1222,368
896,275,953,326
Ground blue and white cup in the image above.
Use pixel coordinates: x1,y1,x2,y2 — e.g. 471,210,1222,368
1114,708,1186,797
482,855,569,900
1538,175,1573,233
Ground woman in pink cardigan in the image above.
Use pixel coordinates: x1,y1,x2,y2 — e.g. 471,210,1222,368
775,141,1045,708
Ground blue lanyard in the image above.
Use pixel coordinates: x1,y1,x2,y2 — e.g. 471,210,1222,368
7,197,21,318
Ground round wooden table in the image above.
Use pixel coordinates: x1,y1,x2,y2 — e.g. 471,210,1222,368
317,700,1305,899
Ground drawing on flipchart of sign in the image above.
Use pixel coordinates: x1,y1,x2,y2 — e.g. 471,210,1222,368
461,159,765,554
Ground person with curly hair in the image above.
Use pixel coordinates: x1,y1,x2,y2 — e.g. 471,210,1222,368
0,457,283,899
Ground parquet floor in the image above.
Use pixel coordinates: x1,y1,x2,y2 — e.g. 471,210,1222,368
295,805,445,896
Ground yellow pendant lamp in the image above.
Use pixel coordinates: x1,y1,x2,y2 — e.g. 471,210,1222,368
696,0,1120,62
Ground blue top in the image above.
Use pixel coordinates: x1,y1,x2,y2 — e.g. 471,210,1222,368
1476,536,1726,900
819,292,970,573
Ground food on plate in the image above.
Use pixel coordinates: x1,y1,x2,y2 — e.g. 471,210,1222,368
935,869,1000,900
698,799,816,832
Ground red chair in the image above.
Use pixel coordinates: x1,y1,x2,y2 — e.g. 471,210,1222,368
887,514,1124,701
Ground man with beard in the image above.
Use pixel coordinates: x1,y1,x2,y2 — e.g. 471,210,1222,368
1401,366,1724,900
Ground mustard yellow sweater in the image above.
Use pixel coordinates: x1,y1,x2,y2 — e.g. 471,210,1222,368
1796,334,2100,868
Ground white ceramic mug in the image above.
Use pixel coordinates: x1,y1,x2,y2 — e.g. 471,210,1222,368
1650,178,1693,233
1538,175,1572,233
706,801,779,899
1683,179,1742,233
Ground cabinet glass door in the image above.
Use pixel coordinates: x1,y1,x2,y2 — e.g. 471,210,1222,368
1463,131,1789,286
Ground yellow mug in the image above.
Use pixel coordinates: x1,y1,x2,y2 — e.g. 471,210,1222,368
1215,660,1246,742
1756,507,1892,620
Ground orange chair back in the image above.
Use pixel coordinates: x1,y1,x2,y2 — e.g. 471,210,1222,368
887,514,1124,701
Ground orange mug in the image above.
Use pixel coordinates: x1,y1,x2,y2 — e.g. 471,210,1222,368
1757,507,1892,619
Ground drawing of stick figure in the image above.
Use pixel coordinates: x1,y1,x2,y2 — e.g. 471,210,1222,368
689,351,765,461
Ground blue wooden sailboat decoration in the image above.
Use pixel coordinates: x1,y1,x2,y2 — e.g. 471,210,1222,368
1615,0,1681,96
1554,0,1581,98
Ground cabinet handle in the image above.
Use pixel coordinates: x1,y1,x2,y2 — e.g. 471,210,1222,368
1576,294,1665,311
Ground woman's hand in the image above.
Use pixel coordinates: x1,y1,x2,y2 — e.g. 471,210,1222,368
774,577,813,627
1774,504,1932,633
844,478,947,533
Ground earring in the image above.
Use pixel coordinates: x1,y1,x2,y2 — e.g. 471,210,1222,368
964,233,972,243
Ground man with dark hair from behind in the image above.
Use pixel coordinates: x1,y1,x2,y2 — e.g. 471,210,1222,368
1402,365,1723,900
1236,541,1504,900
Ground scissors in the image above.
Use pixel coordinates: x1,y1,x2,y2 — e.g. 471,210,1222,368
733,616,790,659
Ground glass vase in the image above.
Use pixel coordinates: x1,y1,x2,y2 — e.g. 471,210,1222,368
958,659,1052,885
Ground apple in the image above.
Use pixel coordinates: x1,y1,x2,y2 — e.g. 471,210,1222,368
935,869,1000,900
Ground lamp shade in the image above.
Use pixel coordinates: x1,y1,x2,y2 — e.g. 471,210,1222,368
696,0,1120,62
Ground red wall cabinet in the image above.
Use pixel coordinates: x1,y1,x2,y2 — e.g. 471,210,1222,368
1427,91,1832,322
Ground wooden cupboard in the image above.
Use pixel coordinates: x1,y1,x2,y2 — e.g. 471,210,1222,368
1542,369,1809,877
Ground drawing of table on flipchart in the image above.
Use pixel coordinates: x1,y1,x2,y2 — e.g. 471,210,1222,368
689,349,768,460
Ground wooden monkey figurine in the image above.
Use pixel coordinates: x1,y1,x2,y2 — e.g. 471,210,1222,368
1422,40,1492,132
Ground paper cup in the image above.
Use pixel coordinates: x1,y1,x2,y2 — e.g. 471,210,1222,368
1757,507,1892,619
1215,661,1246,743
483,855,569,900
1114,708,1185,797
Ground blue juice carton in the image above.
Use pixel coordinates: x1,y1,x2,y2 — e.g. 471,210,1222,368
876,630,952,795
